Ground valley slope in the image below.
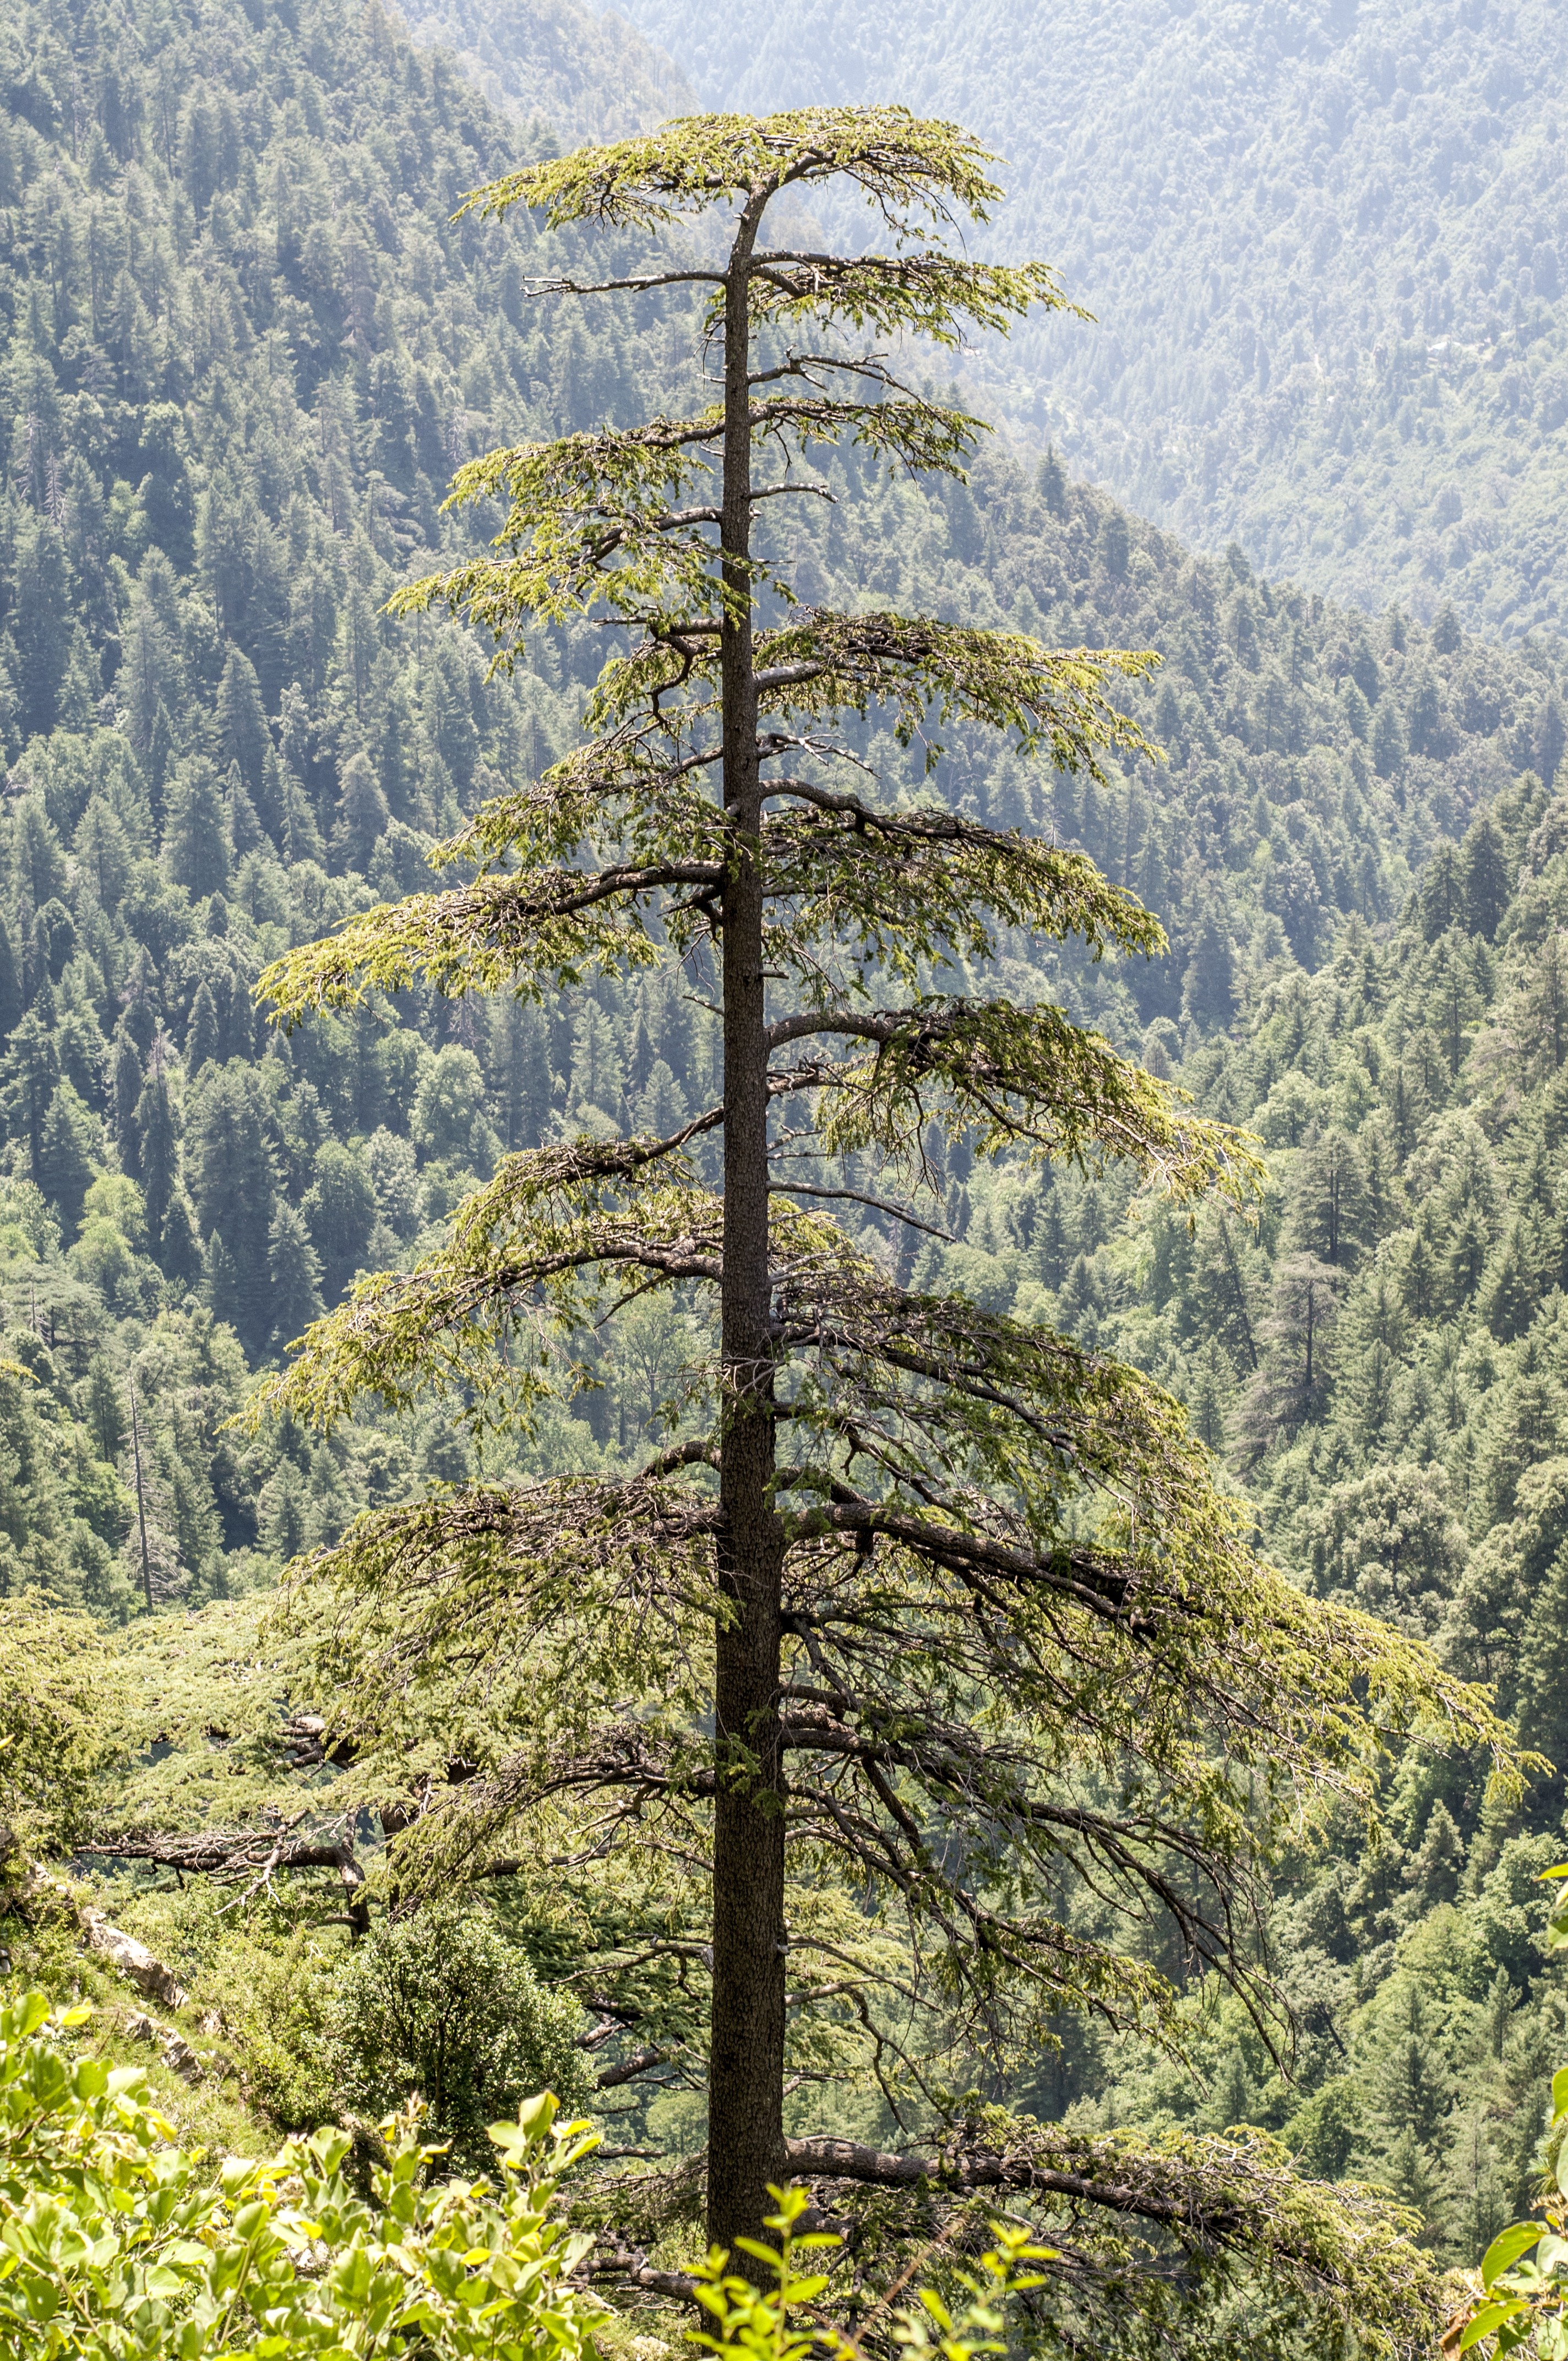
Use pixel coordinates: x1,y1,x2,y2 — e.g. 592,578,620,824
608,0,1568,636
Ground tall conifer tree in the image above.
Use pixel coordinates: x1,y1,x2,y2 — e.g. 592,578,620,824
259,111,1507,2257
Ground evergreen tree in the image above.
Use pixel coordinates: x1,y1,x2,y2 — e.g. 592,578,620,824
1419,843,1464,941
256,109,1504,2267
226,763,265,859
1462,810,1509,943
492,998,555,1150
188,1063,276,1356
1371,697,1406,780
185,980,221,1075
1182,908,1237,1028
303,1140,377,1300
1536,694,1566,795
279,766,325,866
0,913,20,1037
1237,1253,1344,1455
1288,1128,1370,1269
135,1053,177,1259
163,757,232,900
37,1079,99,1233
216,646,270,804
266,1200,325,1356
2,996,61,1179
331,749,391,875
160,1190,204,1290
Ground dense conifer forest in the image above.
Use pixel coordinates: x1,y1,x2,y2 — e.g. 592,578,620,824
613,0,1568,639
4,0,1568,2347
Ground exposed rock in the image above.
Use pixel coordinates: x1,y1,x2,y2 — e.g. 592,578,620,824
159,2030,203,2085
81,1911,188,2009
122,2009,204,2083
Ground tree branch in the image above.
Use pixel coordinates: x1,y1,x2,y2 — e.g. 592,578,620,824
767,1181,953,1241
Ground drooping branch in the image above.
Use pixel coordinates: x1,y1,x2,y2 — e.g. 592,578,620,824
782,2119,1452,2344
766,998,1262,1202
86,1822,370,1929
257,862,711,1022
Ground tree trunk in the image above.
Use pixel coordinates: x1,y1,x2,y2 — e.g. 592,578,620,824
707,187,788,2258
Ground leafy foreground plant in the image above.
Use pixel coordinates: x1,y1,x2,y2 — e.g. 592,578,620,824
689,2173,1457,2361
0,1989,603,2358
242,101,1515,2297
690,2182,1053,2361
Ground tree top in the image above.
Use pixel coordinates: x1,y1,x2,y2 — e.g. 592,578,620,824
466,106,1014,233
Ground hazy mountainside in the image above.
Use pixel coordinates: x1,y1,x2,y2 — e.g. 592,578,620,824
0,0,707,1611
395,0,696,140
609,0,1568,638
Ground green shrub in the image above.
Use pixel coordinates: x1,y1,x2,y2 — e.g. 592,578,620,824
0,1988,606,2358
329,1905,592,2168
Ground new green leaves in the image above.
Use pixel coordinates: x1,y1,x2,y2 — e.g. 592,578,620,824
0,1992,605,2360
795,997,1264,1200
467,107,1017,240
393,394,989,657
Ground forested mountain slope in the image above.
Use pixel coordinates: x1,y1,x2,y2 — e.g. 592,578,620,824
3,0,1559,1625
396,0,696,140
609,0,1568,638
928,748,1568,2264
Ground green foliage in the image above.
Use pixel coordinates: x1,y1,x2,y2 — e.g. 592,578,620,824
0,0,1558,2342
236,97,1523,2343
0,1988,606,2358
0,0,1555,1629
949,780,1568,2271
689,2184,1050,2361
1453,1877,1568,2353
329,1905,592,2168
0,1599,122,1850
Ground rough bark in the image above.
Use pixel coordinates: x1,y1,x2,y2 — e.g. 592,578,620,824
707,180,790,2257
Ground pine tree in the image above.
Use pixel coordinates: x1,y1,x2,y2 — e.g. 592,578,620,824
1371,696,1406,780
1536,693,1566,795
303,1140,377,1299
1461,809,1509,943
493,997,554,1150
226,760,266,859
203,1229,244,1336
1181,907,1237,1028
189,1063,276,1356
1287,1127,1369,1268
1419,842,1464,941
216,644,270,801
163,757,232,900
0,912,20,1037
160,1190,204,1290
135,1050,178,1259
37,1079,99,1233
2,994,62,1179
331,748,391,875
255,110,1509,2264
280,765,325,866
185,980,221,1075
266,1200,325,1356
